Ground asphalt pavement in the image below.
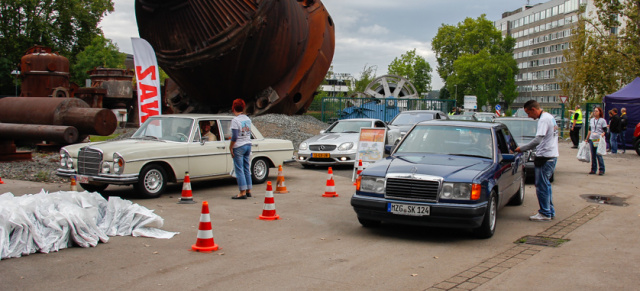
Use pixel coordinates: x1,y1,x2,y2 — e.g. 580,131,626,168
1,141,639,290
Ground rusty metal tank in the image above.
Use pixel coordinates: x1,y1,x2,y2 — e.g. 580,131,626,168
135,0,335,115
87,68,135,101
19,46,71,97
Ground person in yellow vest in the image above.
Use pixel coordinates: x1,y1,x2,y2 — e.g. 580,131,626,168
569,105,583,148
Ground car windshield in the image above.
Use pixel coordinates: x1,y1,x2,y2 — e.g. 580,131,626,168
326,120,372,133
395,125,493,159
498,119,538,142
389,113,434,125
449,115,474,121
132,117,194,142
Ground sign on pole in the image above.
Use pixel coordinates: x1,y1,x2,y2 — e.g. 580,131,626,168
132,38,162,125
353,128,386,181
495,104,501,116
559,96,568,104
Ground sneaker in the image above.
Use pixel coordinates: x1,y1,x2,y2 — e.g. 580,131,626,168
529,213,552,221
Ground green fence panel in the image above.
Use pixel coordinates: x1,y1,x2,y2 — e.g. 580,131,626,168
320,97,456,123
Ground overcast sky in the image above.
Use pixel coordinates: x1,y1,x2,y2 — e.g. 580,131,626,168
100,0,531,90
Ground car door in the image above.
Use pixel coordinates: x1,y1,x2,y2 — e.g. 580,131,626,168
188,119,229,178
495,128,516,207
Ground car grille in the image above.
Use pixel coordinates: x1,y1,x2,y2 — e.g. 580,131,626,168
310,145,336,151
385,178,440,202
77,147,102,175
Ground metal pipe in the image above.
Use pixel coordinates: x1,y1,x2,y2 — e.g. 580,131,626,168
0,123,79,144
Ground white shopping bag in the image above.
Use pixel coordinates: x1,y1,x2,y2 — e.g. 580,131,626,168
597,138,607,156
576,141,590,163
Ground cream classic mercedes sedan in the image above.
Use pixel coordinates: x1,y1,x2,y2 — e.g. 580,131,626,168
57,114,294,198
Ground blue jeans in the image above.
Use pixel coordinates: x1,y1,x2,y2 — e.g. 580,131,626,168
588,140,605,173
619,130,626,152
233,144,252,191
610,132,619,153
534,157,556,218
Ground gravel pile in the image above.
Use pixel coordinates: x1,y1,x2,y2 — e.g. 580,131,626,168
0,114,329,184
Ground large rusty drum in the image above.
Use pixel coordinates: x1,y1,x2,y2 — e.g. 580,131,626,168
135,0,335,115
19,46,70,98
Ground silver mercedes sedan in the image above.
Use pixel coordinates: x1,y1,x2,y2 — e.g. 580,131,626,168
296,118,400,167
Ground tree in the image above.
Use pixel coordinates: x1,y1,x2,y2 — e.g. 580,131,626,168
351,64,377,94
72,34,126,85
432,15,518,109
559,1,640,104
387,49,432,94
0,0,114,94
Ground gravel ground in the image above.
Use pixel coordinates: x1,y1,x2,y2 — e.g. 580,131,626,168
0,114,329,184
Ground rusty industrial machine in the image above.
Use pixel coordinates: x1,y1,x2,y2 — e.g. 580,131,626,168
135,0,335,115
18,45,73,98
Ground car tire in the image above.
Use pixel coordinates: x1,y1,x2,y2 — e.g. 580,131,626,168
634,139,640,156
135,164,167,198
251,158,269,184
358,217,381,228
508,172,525,206
474,192,497,239
80,183,108,193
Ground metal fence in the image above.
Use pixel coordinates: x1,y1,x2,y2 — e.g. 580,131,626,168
320,97,457,123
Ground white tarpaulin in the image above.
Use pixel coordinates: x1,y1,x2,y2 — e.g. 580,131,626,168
0,190,178,260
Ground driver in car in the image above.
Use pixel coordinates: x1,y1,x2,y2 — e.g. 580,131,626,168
201,121,217,141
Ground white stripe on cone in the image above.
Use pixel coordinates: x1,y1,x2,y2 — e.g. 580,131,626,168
197,230,213,239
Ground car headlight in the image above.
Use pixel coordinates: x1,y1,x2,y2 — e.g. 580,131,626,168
440,182,481,200
338,142,354,151
358,176,385,194
299,142,308,151
113,153,125,174
59,149,73,169
101,161,112,174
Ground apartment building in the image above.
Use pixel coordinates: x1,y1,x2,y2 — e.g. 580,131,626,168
495,0,589,108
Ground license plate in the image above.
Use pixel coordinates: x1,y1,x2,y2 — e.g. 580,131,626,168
76,175,89,183
388,203,430,216
312,153,330,158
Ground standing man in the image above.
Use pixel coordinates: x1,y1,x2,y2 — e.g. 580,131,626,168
569,105,583,148
609,108,621,154
515,100,559,221
620,108,628,153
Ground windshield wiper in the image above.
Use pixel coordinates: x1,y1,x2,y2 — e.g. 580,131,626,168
140,135,165,142
450,153,489,158
342,131,359,133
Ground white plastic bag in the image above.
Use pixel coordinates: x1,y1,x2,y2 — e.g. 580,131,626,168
577,141,590,163
597,138,607,155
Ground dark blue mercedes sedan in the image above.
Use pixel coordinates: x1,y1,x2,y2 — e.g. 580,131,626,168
351,120,526,238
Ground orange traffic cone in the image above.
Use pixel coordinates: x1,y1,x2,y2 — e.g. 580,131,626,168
0,175,4,184
178,172,196,204
323,167,339,197
259,181,280,220
70,176,77,191
274,165,289,194
354,160,363,185
191,201,219,252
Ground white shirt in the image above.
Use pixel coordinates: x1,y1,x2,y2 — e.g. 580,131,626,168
589,118,607,140
231,114,252,148
535,112,559,158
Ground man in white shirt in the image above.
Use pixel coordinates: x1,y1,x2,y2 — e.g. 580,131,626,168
515,100,559,221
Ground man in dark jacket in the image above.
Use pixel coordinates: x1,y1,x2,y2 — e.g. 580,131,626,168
609,108,621,154
620,108,628,153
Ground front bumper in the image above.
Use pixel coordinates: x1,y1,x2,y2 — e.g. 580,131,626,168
295,152,356,166
350,194,488,229
57,168,139,184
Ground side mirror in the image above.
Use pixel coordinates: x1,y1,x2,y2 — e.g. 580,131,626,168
384,145,396,155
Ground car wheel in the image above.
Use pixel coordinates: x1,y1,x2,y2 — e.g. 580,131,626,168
251,158,269,184
474,191,497,239
634,139,640,156
80,183,108,193
358,217,381,228
508,172,525,206
135,164,167,198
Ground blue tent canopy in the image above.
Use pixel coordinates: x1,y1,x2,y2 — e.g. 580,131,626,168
604,77,640,148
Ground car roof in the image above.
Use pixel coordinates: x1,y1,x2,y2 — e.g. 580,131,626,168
417,119,503,129
494,117,536,122
338,118,382,122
